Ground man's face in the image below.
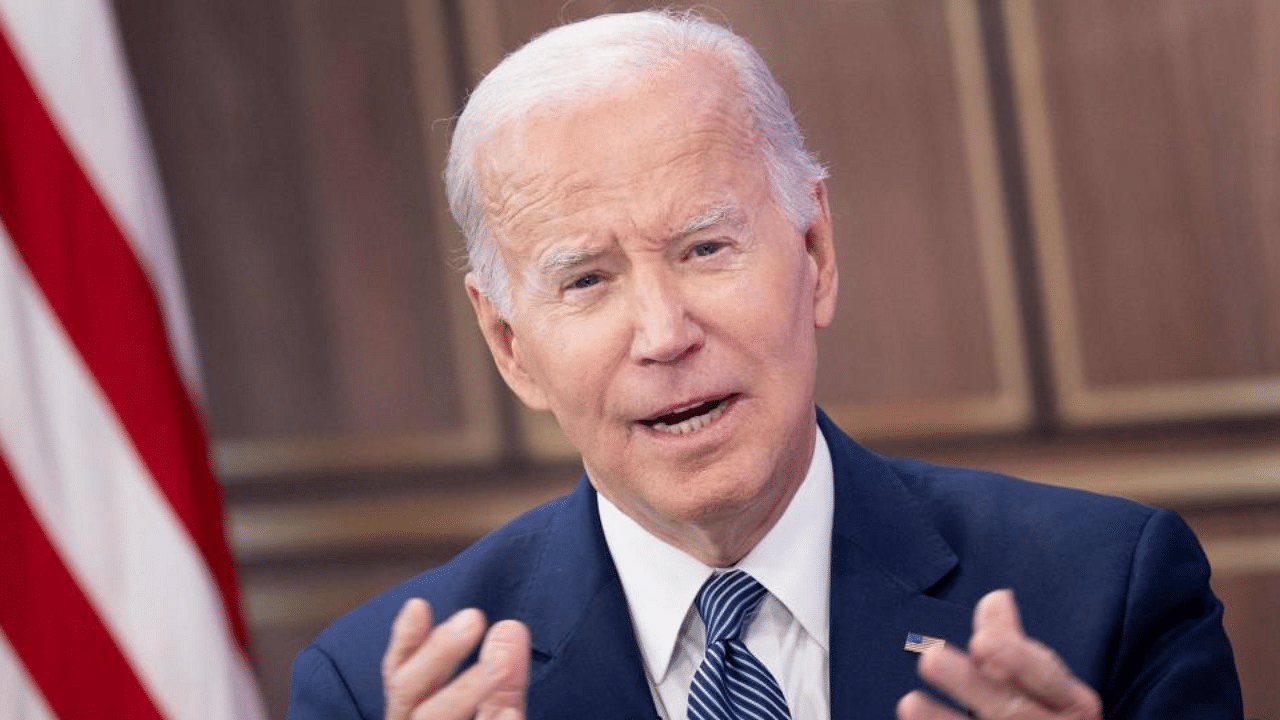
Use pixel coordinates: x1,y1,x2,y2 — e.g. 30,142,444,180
468,61,838,557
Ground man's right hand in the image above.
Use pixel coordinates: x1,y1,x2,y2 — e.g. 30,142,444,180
382,598,531,720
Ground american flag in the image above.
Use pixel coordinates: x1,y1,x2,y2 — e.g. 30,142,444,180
0,2,267,718
904,632,947,654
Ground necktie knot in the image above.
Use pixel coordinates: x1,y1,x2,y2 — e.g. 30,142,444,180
688,570,791,719
695,570,768,645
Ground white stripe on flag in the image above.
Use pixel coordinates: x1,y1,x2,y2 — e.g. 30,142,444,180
0,228,265,720
0,632,57,720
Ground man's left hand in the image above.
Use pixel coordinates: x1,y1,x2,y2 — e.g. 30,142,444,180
897,589,1103,720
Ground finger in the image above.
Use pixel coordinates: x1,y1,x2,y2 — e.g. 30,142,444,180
383,599,435,720
409,643,513,720
384,598,432,679
974,590,1023,639
968,590,1030,685
918,643,1053,720
385,608,487,718
968,591,1101,716
897,689,969,720
476,620,532,719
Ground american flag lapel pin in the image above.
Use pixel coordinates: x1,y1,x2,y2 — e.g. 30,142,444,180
904,631,946,654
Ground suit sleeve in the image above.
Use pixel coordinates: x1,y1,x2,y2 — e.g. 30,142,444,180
1104,509,1244,719
287,644,369,720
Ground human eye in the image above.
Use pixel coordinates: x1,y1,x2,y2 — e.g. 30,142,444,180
565,272,603,292
688,241,726,259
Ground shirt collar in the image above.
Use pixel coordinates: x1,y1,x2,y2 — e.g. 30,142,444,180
597,428,834,683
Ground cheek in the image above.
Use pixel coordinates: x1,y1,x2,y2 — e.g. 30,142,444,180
723,258,814,344
527,314,626,408
734,275,821,387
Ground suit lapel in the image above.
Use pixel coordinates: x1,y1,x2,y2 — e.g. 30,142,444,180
520,477,659,720
820,412,974,719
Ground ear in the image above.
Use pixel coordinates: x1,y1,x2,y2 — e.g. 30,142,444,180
805,180,839,328
465,274,550,410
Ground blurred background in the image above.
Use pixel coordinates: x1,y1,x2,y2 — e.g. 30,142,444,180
106,1,1277,717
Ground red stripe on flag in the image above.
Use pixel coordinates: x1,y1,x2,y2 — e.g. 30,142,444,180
0,27,251,654
0,453,170,720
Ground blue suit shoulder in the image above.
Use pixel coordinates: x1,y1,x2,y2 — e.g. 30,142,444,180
888,455,1160,569
880,453,1189,626
288,489,576,720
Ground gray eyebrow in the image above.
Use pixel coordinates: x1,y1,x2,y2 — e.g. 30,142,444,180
533,202,746,281
537,246,602,279
675,202,744,238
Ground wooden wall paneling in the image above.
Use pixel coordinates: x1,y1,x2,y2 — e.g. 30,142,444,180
805,0,1031,441
1005,0,1280,426
115,0,502,479
112,0,324,439
452,0,1033,461
902,425,1280,508
213,0,501,476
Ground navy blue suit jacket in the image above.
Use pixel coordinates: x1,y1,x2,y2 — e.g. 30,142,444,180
288,411,1243,719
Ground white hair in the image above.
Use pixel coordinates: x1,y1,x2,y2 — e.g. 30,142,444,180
445,10,827,318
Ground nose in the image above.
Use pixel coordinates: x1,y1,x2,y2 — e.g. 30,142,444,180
628,272,704,364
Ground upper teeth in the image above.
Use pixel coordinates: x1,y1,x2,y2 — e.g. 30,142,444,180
650,398,729,435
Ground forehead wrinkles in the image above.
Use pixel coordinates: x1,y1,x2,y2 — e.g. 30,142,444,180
480,157,597,242
482,119,761,236
476,61,767,260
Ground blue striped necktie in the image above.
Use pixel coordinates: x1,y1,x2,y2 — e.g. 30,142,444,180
687,570,792,720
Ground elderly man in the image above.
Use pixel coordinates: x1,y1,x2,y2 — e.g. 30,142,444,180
288,11,1243,720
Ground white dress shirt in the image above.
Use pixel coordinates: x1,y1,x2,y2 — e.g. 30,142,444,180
598,429,834,720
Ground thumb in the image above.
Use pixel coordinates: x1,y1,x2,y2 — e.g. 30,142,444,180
476,619,531,719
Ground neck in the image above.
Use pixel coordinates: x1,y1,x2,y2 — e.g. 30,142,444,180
605,447,814,567
669,490,801,567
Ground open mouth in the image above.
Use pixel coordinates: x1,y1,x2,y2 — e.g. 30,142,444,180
640,395,735,435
